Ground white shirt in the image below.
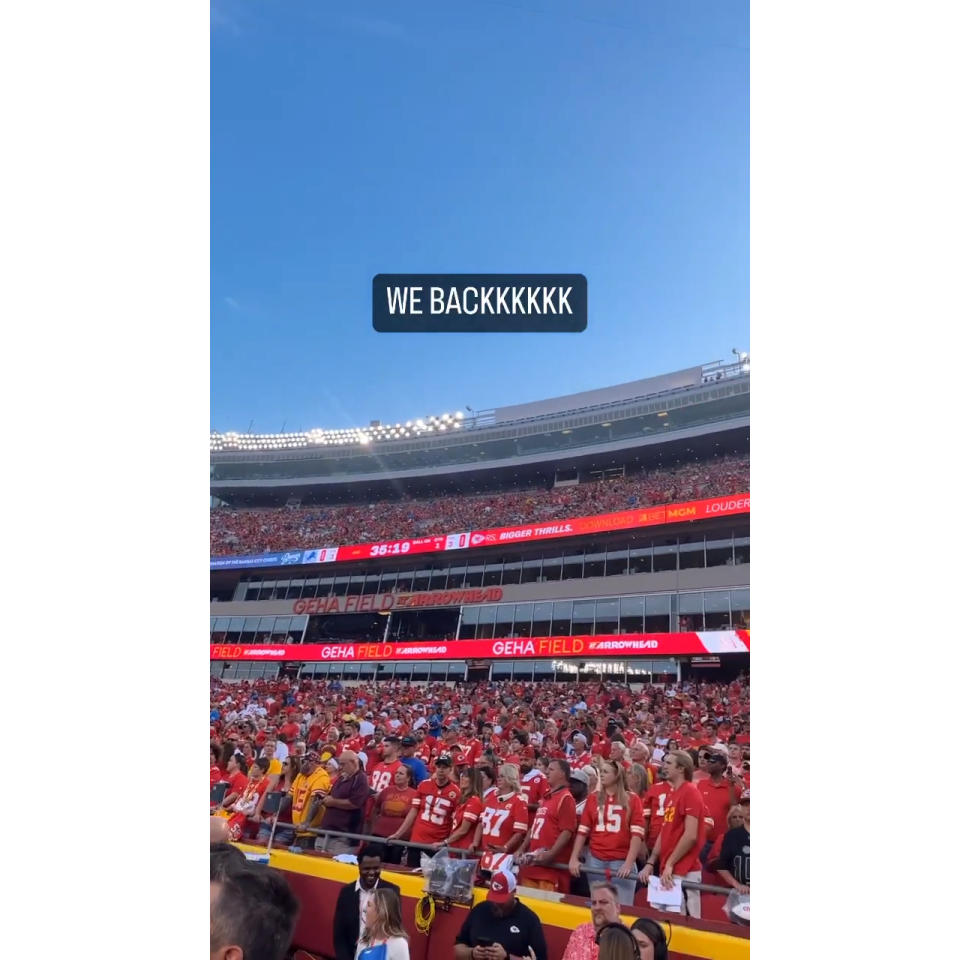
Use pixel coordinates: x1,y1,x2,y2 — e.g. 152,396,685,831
355,936,409,960
359,720,375,737
274,741,290,761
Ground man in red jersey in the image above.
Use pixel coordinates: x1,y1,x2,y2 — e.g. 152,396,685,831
341,721,366,756
570,733,592,769
695,743,743,868
519,750,547,815
644,765,673,850
518,758,578,893
639,751,707,918
368,735,405,794
389,755,461,865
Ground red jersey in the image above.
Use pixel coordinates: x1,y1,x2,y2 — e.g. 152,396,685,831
525,786,578,875
645,782,672,845
226,771,248,799
448,795,484,849
696,778,742,843
519,771,547,809
570,751,593,770
577,791,645,861
279,722,300,744
342,736,366,755
210,766,224,789
369,760,404,794
658,781,707,876
479,792,529,851
410,779,461,845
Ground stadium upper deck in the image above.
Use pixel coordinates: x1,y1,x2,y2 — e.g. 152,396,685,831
210,358,749,501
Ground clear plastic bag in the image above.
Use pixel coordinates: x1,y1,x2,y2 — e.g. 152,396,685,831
420,849,479,903
723,889,750,925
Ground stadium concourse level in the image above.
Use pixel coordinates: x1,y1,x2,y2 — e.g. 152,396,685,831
209,454,749,556
211,676,750,919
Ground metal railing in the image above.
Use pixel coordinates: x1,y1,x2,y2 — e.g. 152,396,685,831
254,820,733,896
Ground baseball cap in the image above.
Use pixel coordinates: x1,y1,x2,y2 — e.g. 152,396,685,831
486,870,517,904
569,769,590,785
454,753,470,765
304,750,322,764
400,735,416,747
435,755,453,767
704,744,729,759
384,734,402,744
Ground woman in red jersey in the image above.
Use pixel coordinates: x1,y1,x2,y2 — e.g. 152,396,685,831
569,760,646,906
369,763,418,864
445,768,485,851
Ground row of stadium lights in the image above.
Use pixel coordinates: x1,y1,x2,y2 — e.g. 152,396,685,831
210,411,466,452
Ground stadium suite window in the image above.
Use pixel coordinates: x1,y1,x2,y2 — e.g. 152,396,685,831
482,563,503,587
645,595,670,633
242,581,260,601
552,601,573,635
501,558,522,585
704,590,732,630
542,556,562,582
605,549,628,577
362,573,381,595
212,617,229,642
595,598,619,634
653,537,679,573
379,572,397,593
572,600,596,634
678,592,705,631
706,535,734,567
513,603,533,637
584,550,605,579
619,596,644,633
347,576,365,596
562,551,584,580
731,588,750,628
413,568,431,591
260,582,277,600
272,617,292,642
520,557,542,584
396,570,415,592
303,578,320,598
332,577,349,597
447,565,466,589
255,617,275,642
476,605,496,639
493,604,515,638
678,535,706,570
226,617,244,642
531,602,552,636
464,564,484,588
629,542,652,574
429,566,449,590
458,606,479,639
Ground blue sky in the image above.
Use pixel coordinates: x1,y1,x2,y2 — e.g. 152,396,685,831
211,0,748,433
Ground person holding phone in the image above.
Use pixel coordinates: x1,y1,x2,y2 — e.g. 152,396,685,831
454,870,548,960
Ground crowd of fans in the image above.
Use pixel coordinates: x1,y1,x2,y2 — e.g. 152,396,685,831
209,455,750,556
210,674,750,923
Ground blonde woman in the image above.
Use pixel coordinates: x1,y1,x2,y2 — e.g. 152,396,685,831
475,762,529,872
569,760,645,905
356,887,410,960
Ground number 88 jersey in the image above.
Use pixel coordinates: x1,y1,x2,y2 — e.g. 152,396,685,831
410,779,461,845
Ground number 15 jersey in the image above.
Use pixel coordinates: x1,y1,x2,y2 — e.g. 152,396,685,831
410,778,461,845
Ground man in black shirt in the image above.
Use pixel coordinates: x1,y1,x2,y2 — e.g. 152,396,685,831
455,870,548,960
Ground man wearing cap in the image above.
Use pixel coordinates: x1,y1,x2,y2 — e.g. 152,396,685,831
290,750,333,846
399,735,429,786
454,869,548,960
390,754,460,865
695,743,743,868
569,734,592,769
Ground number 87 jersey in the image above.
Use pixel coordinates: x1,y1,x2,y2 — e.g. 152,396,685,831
410,779,462,845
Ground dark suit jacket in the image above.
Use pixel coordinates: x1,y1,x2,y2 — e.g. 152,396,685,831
333,878,402,960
